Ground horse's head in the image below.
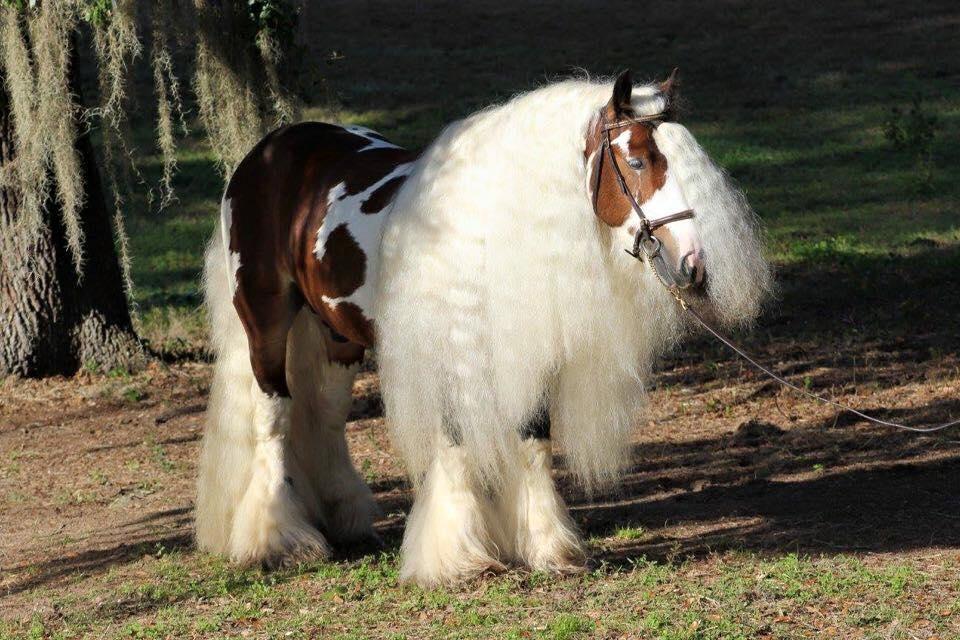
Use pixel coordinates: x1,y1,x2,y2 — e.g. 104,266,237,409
587,69,704,291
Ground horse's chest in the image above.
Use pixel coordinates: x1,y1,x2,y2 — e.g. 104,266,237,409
302,148,415,345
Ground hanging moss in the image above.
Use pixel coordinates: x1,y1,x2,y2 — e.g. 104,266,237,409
0,8,46,229
0,4,85,274
88,0,142,301
192,0,303,172
150,0,187,210
32,4,85,273
252,0,302,127
89,0,138,130
0,0,303,276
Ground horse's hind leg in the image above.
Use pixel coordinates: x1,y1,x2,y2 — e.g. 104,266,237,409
495,411,586,573
227,279,329,566
286,311,379,546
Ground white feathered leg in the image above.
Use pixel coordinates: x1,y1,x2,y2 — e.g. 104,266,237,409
286,311,379,545
313,363,380,543
400,443,505,586
496,438,586,573
227,385,330,566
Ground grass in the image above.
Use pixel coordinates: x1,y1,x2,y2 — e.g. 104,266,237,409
2,550,956,639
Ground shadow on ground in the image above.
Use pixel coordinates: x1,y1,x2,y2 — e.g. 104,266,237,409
580,420,960,563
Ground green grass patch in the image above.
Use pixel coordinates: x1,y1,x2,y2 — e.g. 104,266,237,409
8,549,954,639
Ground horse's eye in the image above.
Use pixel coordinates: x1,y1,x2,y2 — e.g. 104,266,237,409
627,158,645,170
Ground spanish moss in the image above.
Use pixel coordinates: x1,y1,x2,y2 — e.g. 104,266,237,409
0,6,85,274
0,0,302,275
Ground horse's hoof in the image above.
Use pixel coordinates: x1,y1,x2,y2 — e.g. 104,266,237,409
401,556,508,589
334,530,386,556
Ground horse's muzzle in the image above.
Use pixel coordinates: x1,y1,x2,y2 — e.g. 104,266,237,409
678,250,706,289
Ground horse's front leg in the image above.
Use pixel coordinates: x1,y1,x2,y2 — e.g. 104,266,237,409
496,411,586,573
399,438,506,587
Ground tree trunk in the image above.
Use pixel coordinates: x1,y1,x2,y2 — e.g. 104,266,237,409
0,54,144,377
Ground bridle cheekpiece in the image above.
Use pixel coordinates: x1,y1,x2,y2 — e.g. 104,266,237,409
595,88,960,435
594,110,697,292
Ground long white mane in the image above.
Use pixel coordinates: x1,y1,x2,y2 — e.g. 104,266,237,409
375,78,771,490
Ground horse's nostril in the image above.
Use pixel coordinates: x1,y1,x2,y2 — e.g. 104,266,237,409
680,251,706,286
680,252,696,281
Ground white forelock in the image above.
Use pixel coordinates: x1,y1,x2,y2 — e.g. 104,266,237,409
375,78,769,490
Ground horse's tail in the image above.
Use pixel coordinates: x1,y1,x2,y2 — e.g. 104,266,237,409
195,199,258,555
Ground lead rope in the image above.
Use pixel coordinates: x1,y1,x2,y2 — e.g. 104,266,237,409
659,286,960,433
601,111,957,432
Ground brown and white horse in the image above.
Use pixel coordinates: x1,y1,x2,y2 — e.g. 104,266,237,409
196,71,772,586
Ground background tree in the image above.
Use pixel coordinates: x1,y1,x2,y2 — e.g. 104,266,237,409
0,0,302,377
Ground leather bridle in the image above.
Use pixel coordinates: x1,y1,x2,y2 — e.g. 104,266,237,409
593,111,697,291
598,115,959,434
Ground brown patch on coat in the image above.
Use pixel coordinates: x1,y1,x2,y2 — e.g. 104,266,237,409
223,122,415,393
286,126,415,349
298,220,379,346
321,300,376,348
361,175,405,213
586,118,669,228
315,224,366,298
340,148,413,197
320,322,367,366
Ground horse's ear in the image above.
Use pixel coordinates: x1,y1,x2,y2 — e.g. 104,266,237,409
608,69,633,117
659,67,680,104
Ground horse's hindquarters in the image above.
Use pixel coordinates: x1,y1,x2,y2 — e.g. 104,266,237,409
196,222,380,564
195,227,330,565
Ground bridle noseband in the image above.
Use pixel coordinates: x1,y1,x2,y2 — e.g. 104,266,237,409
593,112,696,291
596,109,960,436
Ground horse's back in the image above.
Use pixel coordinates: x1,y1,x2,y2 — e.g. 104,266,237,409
223,121,409,264
221,122,417,347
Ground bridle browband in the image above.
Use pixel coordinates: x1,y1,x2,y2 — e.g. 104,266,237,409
593,111,696,291
599,114,959,435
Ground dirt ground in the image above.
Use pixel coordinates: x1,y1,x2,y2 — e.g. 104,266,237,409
2,263,959,630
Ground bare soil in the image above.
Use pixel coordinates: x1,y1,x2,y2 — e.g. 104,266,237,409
2,264,959,623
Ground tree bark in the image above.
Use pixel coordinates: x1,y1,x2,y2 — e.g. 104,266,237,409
0,48,144,377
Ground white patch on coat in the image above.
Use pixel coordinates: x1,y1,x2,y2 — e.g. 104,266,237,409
611,129,632,155
313,162,414,317
638,170,702,265
640,170,688,221
220,196,242,294
343,124,400,152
